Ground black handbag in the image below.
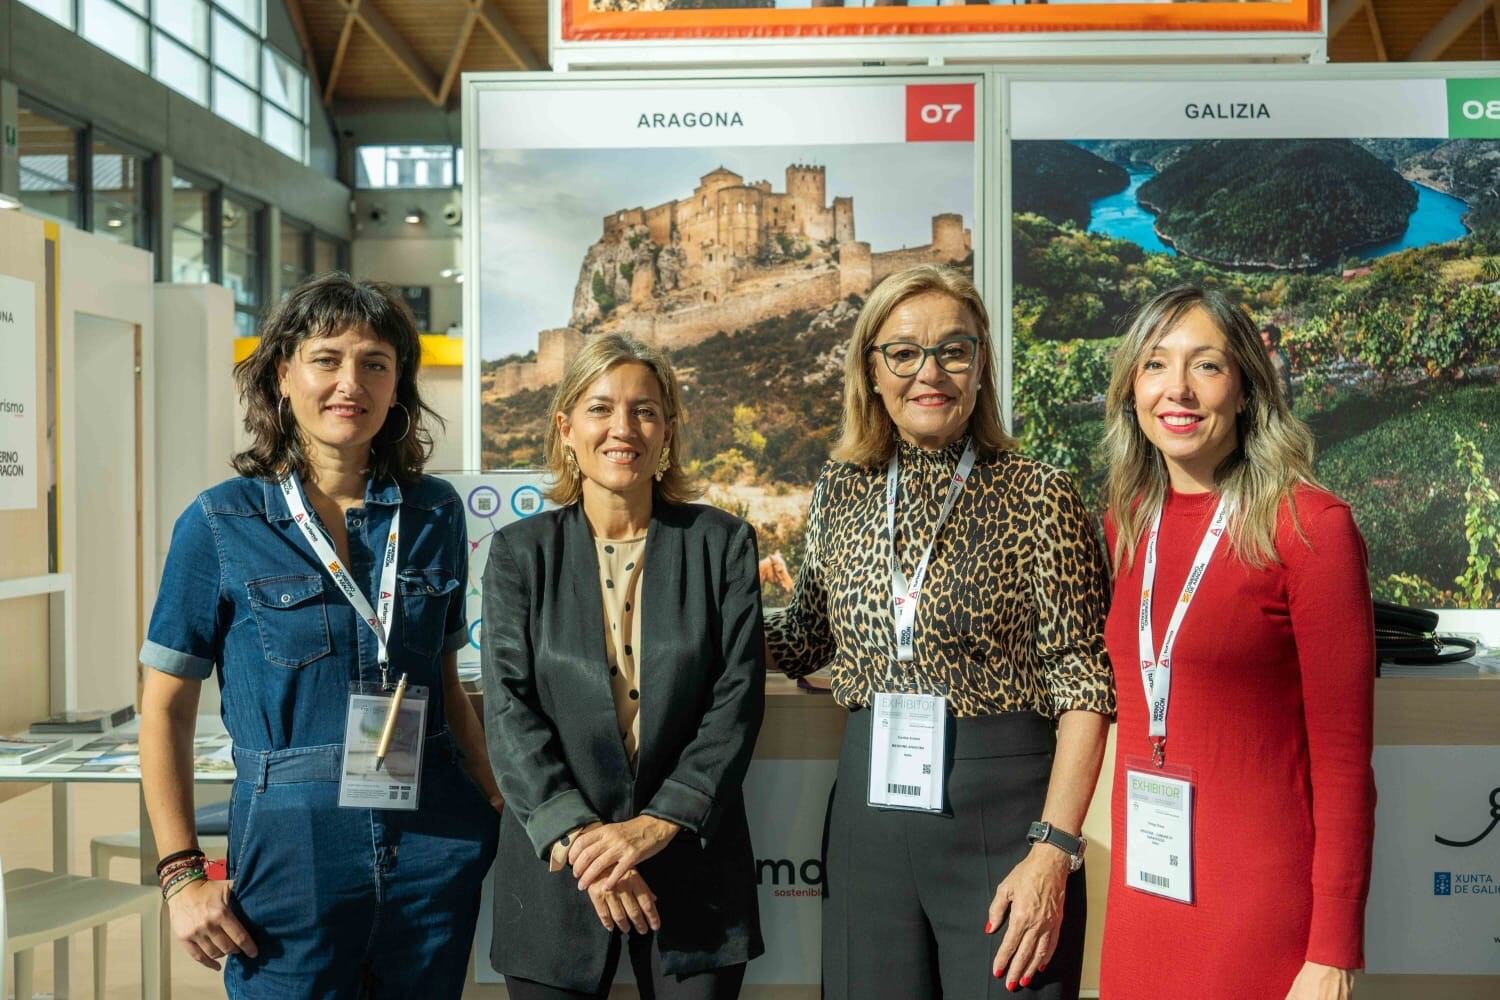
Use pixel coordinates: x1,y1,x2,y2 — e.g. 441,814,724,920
1373,600,1478,665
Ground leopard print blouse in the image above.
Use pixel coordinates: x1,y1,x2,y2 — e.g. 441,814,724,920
765,439,1116,719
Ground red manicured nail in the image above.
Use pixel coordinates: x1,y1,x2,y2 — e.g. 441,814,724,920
993,969,1002,979
1038,965,1047,974
1007,983,1018,993
984,921,994,934
1021,976,1032,987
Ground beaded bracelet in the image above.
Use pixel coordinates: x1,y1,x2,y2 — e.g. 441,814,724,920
161,866,204,892
157,856,206,886
155,847,205,879
163,868,207,901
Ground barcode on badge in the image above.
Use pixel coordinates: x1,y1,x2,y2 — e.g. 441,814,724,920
1137,871,1170,889
887,782,921,796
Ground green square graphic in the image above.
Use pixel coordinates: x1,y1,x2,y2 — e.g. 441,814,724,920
1447,79,1500,138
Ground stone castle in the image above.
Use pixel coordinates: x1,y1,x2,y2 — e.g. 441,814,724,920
486,163,971,397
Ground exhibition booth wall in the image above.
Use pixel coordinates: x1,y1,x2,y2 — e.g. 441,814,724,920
1,53,1499,999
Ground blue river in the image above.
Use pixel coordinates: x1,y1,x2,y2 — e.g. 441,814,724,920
1086,165,1471,263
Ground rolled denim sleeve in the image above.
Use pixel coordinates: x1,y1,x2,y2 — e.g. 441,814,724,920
140,496,223,680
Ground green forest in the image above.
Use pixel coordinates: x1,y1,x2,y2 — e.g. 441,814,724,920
1011,141,1129,228
1011,138,1500,607
1137,140,1416,268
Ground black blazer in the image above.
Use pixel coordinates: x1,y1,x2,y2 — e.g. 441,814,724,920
481,499,766,990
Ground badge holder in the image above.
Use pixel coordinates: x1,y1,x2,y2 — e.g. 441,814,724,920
1122,755,1197,904
866,691,948,814
339,679,429,811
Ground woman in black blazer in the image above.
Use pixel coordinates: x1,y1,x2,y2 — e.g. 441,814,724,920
481,333,766,999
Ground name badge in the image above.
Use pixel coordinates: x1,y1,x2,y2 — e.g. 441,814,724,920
1124,760,1194,903
867,692,947,813
338,681,429,811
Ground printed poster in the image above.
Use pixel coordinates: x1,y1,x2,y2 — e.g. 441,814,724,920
0,273,38,511
1008,76,1500,609
470,76,982,606
560,0,1319,43
1366,746,1500,974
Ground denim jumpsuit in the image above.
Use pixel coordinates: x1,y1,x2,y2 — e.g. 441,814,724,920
141,474,500,999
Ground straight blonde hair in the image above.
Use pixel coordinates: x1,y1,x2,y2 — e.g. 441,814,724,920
543,334,702,506
832,265,1015,466
1102,286,1319,571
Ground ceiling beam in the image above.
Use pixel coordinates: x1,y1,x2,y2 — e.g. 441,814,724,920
438,10,480,107
1328,0,1368,37
350,0,444,106
282,0,324,106
1409,0,1493,62
472,0,545,71
322,4,358,106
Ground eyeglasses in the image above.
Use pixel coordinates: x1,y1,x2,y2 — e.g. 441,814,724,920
868,337,980,378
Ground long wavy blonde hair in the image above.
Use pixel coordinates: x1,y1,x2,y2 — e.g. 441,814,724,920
832,264,1014,466
543,334,702,506
1103,286,1319,571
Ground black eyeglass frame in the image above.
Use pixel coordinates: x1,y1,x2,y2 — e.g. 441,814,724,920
867,335,982,377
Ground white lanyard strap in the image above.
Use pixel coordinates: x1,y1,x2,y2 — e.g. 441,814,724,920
886,437,978,665
280,475,401,681
1137,495,1229,767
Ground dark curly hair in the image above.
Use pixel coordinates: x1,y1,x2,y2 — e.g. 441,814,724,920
232,272,441,484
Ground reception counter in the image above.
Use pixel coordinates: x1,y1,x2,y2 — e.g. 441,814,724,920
465,673,1500,998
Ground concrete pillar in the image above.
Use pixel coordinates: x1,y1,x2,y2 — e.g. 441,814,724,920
1,79,19,206
264,203,282,303
154,152,175,283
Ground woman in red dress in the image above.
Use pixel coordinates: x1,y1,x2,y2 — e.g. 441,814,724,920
1098,287,1375,1000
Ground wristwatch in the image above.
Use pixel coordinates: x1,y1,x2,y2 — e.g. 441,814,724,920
1026,821,1087,872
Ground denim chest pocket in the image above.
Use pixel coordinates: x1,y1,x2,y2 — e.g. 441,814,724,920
398,568,460,658
246,574,333,668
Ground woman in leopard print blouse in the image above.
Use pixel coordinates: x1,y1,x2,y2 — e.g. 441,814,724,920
766,265,1114,1000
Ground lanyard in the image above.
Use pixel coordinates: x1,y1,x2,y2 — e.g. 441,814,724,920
886,437,977,666
280,475,402,685
1137,494,1229,767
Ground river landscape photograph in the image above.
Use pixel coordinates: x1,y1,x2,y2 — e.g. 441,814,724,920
1010,135,1500,607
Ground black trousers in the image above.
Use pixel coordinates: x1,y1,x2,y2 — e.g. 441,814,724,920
822,709,1087,1000
504,933,746,1000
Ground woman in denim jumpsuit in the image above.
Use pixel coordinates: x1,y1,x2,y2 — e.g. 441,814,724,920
139,274,501,998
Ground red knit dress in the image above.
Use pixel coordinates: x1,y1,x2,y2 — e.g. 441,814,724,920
1100,486,1376,999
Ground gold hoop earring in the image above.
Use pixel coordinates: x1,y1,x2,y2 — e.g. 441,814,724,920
654,446,671,482
386,402,412,444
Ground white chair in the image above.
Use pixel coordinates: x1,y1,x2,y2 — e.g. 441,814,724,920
90,833,226,995
3,856,162,1000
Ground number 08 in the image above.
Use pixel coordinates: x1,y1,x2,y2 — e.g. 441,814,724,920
1461,99,1500,120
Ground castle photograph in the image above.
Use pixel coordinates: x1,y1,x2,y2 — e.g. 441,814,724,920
475,141,974,562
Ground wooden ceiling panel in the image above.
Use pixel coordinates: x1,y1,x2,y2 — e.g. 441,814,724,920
1328,7,1383,62
457,27,512,74
1440,10,1500,61
300,0,546,105
337,27,428,101
1328,1,1500,62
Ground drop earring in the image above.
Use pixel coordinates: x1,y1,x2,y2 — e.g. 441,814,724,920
655,446,671,482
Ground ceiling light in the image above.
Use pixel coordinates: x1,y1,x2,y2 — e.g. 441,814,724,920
106,218,124,229
439,267,458,278
454,273,464,284
404,209,424,224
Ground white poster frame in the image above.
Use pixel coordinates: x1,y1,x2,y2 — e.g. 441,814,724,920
994,60,1500,629
461,65,995,472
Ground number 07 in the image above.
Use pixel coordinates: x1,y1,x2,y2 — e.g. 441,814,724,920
918,103,963,124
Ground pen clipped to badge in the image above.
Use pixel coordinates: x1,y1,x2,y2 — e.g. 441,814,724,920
339,675,428,811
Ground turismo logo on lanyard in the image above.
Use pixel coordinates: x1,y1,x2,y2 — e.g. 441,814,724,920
1137,495,1229,768
280,475,401,684
885,436,977,665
